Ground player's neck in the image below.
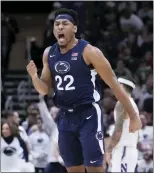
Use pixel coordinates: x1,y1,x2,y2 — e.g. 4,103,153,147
60,37,78,54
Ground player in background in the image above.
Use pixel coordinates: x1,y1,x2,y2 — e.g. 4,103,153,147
27,8,141,173
106,77,142,172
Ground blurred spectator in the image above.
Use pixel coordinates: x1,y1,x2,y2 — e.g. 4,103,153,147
118,2,137,13
1,120,34,172
37,97,66,173
138,73,153,111
114,60,132,78
138,3,153,23
6,111,29,144
136,60,152,85
137,151,153,172
139,114,153,140
29,37,44,70
119,7,144,33
29,117,50,173
22,104,39,135
1,13,19,81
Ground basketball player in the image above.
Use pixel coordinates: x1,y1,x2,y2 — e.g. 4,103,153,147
106,77,141,172
27,8,141,173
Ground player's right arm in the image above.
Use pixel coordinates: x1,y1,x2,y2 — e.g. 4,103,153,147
26,47,52,95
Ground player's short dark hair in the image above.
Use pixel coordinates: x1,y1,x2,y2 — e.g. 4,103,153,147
54,8,79,26
119,76,136,94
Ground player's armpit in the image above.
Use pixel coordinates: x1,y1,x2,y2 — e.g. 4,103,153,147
83,45,139,120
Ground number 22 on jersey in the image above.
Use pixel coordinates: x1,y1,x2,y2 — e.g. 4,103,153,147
55,75,75,91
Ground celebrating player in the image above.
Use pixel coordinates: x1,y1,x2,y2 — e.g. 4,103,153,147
27,8,142,173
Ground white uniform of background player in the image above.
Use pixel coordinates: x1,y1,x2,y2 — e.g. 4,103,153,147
106,77,141,172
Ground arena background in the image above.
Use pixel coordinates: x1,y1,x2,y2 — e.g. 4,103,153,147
1,1,153,172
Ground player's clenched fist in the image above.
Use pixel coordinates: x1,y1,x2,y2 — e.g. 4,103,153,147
26,60,37,78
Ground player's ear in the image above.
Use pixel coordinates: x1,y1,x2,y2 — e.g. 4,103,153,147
73,26,77,33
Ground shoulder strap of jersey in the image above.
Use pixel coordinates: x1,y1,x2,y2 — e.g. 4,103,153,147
48,43,58,55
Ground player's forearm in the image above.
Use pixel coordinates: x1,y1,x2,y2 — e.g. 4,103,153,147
31,75,49,95
110,80,138,119
107,130,122,152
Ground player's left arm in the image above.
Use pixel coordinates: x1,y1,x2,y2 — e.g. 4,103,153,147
106,101,125,153
105,102,125,166
83,45,141,129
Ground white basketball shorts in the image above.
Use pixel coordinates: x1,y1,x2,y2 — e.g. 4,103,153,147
111,146,138,172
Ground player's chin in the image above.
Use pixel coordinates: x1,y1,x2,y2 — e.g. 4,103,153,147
58,41,67,48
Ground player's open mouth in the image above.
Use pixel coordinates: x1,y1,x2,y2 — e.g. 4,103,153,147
58,34,65,39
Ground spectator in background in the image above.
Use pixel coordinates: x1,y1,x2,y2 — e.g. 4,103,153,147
37,97,66,173
6,112,28,141
138,73,153,111
1,120,34,172
138,2,153,23
114,60,132,78
132,75,145,104
22,104,39,135
119,7,144,33
139,114,153,140
1,13,19,81
137,151,153,172
136,60,151,85
137,114,153,160
30,37,44,70
29,117,50,173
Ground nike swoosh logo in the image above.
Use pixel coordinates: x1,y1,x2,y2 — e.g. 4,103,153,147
50,55,55,57
86,115,93,119
90,160,97,163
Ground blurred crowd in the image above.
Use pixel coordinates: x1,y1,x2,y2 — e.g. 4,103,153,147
1,1,153,173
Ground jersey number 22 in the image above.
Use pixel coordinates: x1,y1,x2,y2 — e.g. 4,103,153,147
55,75,75,90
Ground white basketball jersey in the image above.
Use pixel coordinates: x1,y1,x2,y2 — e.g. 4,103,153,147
114,97,139,148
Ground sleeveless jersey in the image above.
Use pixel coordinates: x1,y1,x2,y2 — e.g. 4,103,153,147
48,39,101,108
114,97,139,148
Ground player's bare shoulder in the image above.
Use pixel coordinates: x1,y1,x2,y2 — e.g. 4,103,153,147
43,46,52,62
82,44,103,65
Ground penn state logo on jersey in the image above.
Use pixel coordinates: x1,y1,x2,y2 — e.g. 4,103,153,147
55,61,70,74
3,146,17,156
37,138,44,143
96,131,103,140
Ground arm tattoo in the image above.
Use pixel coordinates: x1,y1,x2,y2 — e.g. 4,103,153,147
107,102,125,152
